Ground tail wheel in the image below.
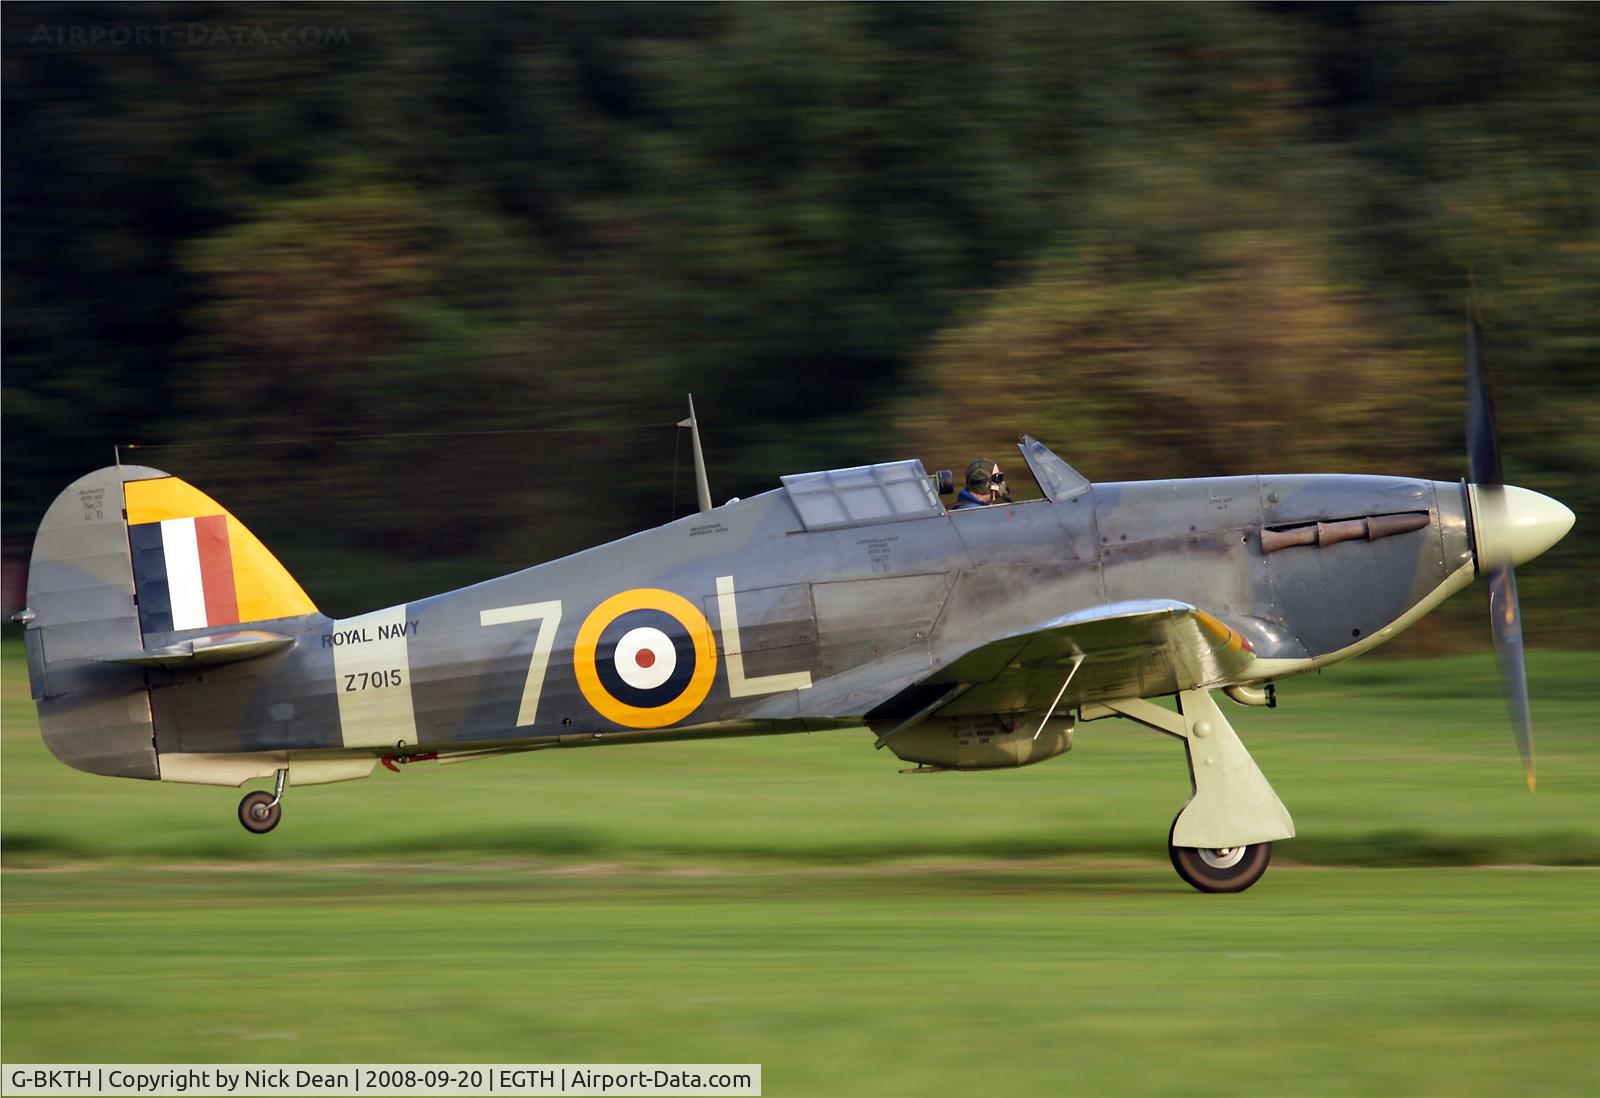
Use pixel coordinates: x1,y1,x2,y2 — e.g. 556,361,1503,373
1168,819,1271,893
238,790,282,834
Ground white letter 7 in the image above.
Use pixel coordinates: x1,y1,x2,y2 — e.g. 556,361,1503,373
480,601,563,726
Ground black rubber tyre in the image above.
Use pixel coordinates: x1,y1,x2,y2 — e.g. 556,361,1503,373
1168,819,1271,893
238,790,282,834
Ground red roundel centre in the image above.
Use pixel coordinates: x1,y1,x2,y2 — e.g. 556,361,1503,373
635,649,656,669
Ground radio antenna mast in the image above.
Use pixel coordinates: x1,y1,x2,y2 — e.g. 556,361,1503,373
678,395,713,513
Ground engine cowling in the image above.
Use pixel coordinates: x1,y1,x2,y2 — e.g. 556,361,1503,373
879,714,1073,771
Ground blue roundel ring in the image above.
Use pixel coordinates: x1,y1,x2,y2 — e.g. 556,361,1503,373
573,588,718,729
594,608,698,709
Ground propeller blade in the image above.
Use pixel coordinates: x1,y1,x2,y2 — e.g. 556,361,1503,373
1465,308,1504,487
1486,563,1536,791
1465,305,1539,790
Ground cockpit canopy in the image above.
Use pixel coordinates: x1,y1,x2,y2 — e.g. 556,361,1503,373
1019,434,1090,501
781,460,942,532
781,437,1089,532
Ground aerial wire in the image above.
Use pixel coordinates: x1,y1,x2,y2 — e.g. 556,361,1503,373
670,424,683,521
123,421,683,451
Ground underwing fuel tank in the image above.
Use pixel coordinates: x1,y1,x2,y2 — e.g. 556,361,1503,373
880,715,1073,771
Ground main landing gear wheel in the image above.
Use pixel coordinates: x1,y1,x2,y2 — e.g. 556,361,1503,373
1168,819,1272,893
238,791,281,833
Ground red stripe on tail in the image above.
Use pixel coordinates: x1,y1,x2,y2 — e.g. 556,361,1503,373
194,514,239,626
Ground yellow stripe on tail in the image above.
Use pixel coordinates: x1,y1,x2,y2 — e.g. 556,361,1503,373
125,477,317,622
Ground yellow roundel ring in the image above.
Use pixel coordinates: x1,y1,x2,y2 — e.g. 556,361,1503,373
574,588,718,729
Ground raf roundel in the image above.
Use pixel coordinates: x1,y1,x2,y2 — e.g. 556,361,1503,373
574,588,718,729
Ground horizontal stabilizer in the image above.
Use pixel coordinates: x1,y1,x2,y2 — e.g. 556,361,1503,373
99,630,295,669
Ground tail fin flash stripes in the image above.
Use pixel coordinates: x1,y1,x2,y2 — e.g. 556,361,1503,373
196,514,240,624
128,519,178,633
128,516,236,632
124,477,315,634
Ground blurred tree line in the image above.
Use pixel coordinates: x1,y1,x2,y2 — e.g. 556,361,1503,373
4,2,1596,641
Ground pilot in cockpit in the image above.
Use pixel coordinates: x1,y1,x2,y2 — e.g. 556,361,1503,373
953,459,1012,509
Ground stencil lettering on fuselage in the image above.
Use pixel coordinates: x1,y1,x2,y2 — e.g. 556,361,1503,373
331,606,418,748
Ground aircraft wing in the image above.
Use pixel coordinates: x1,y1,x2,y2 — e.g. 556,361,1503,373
876,599,1258,721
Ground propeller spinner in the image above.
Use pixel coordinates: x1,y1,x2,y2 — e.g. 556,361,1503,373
1463,310,1575,791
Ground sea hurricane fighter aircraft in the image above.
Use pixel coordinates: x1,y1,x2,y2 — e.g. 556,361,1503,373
16,319,1574,891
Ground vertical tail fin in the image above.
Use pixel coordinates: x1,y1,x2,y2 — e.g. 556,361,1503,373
21,465,316,778
123,473,316,637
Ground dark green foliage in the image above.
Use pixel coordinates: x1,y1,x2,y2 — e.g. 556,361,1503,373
4,3,1597,634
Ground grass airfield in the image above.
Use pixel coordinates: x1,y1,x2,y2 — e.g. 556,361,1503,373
6,864,1597,1096
4,643,1599,1095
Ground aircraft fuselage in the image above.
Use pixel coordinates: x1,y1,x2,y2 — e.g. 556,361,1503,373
122,471,1472,769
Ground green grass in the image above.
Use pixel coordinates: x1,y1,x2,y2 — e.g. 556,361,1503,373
4,641,1600,1093
4,866,1599,1095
